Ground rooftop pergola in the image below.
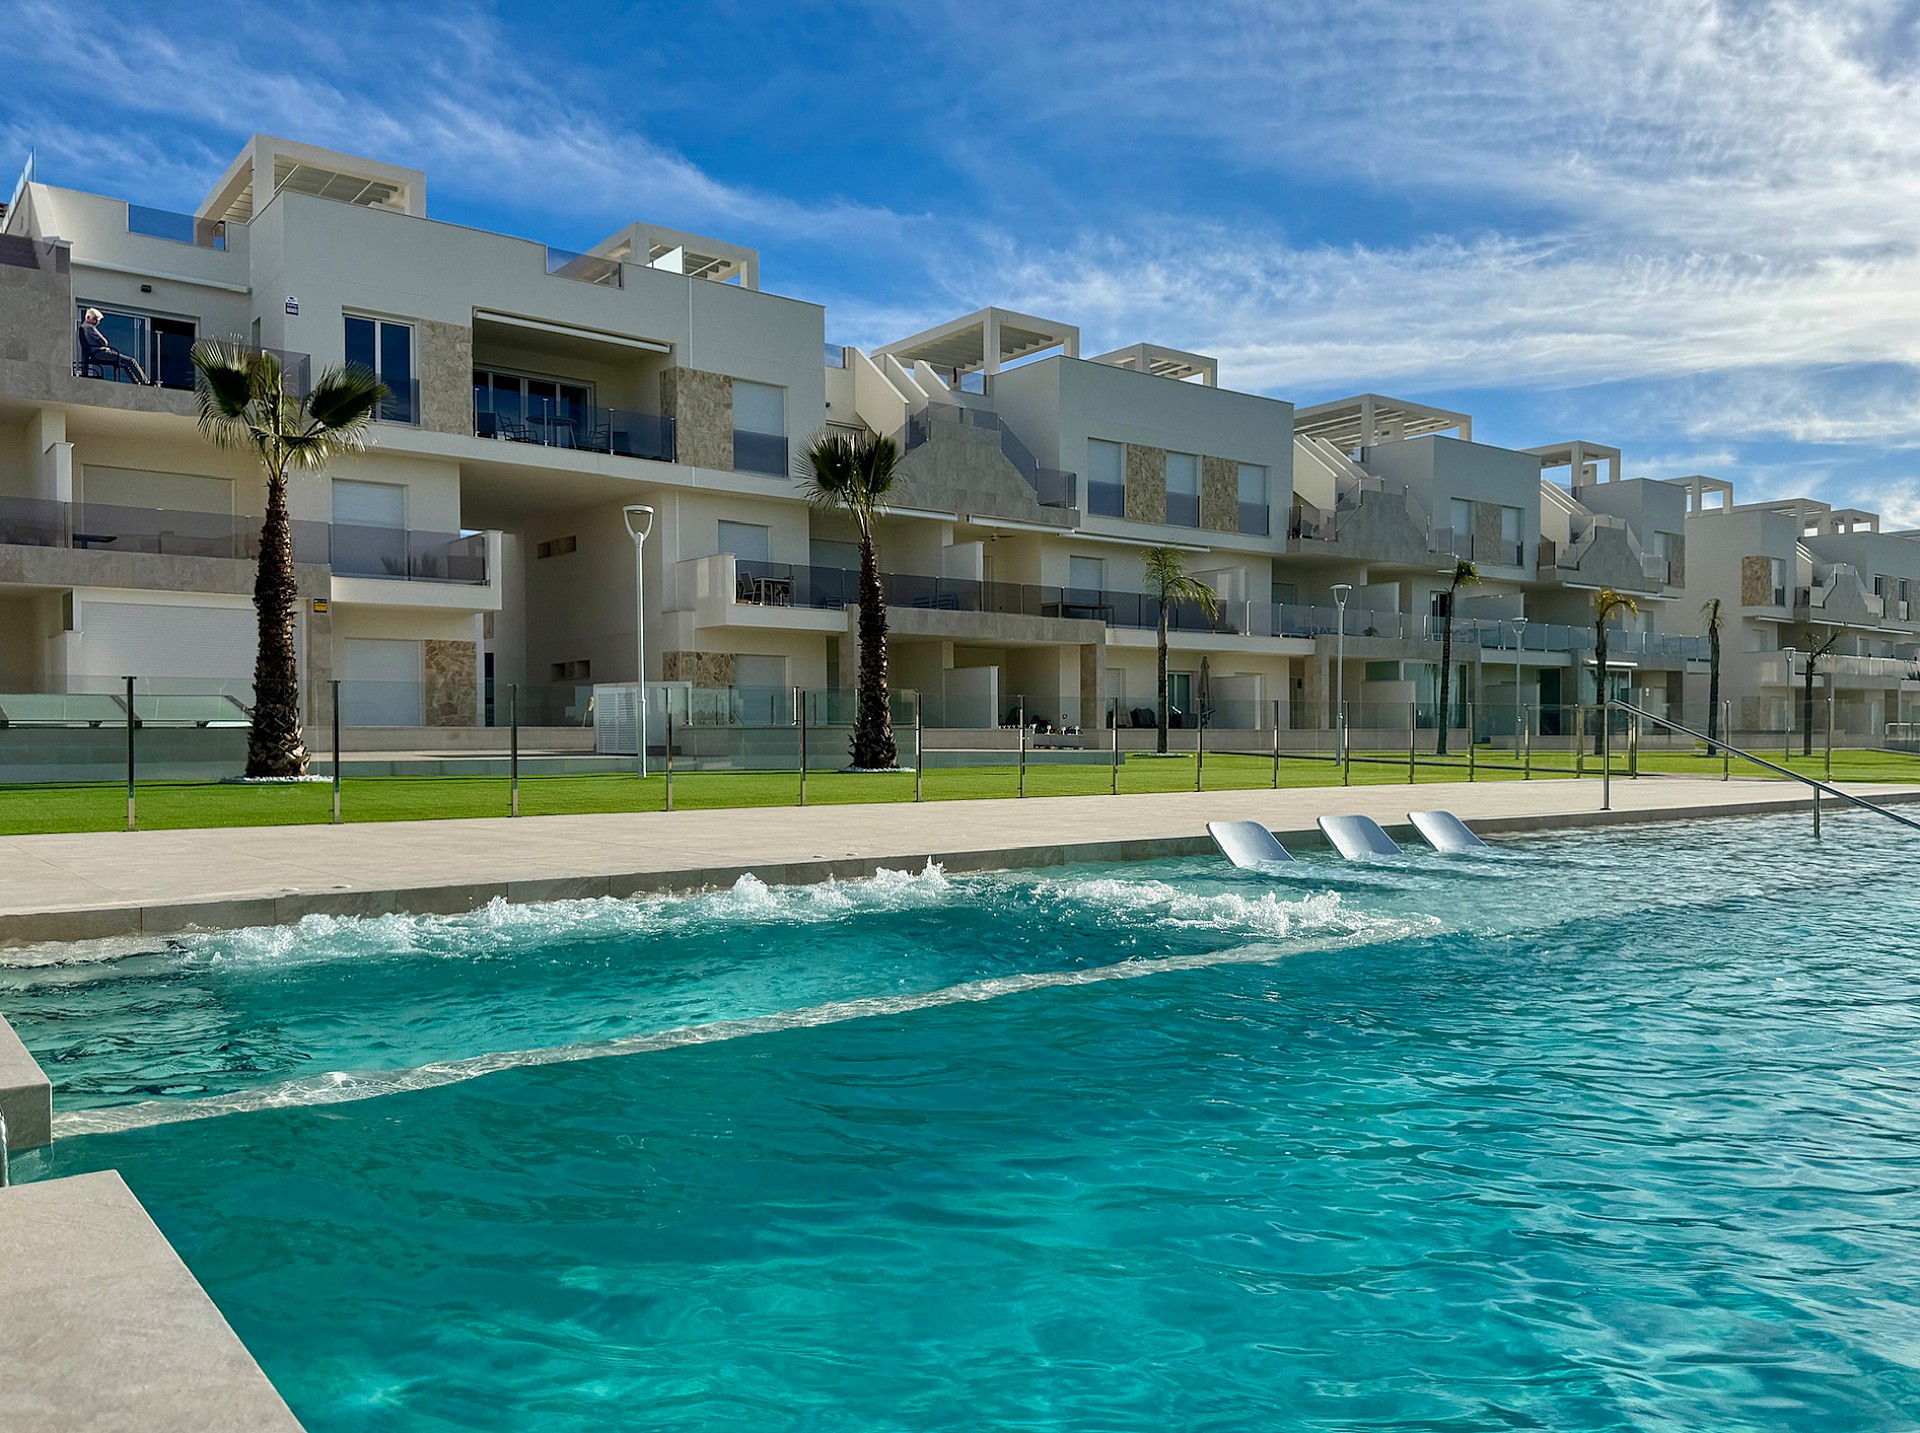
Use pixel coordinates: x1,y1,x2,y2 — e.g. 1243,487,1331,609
1089,343,1217,386
592,221,759,288
1291,394,1472,449
1526,440,1622,487
198,135,424,225
875,307,1079,377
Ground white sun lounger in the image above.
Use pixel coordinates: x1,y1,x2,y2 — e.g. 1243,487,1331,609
1207,820,1296,868
1407,810,1487,852
1317,814,1402,859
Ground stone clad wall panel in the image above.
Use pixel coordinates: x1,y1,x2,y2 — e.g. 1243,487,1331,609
1124,443,1167,525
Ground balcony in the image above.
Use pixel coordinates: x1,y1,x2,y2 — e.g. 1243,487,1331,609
545,246,623,287
0,495,490,586
729,559,1249,634
329,523,489,583
473,399,674,463
126,203,228,250
75,312,311,397
733,428,790,477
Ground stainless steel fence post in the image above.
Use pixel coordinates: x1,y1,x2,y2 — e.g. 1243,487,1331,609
1111,698,1121,795
664,705,674,811
1628,707,1639,779
1602,703,1612,810
1195,712,1204,792
332,678,343,824
798,689,808,807
1468,702,1476,782
1341,702,1351,786
1826,695,1834,780
1017,700,1027,798
125,674,136,832
1723,701,1732,781
915,692,924,803
508,683,519,818
1576,704,1586,778
1813,783,1822,838
1271,700,1280,789
1522,704,1532,780
1408,701,1417,785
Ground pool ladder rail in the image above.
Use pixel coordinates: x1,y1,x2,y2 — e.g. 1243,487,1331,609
1603,699,1920,838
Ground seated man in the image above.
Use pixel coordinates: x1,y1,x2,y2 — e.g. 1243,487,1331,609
75,309,150,384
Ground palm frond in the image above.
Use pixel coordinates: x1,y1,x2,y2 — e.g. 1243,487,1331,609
1143,546,1220,619
800,427,900,536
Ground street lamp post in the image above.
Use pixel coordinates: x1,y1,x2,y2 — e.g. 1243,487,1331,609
1511,615,1528,753
1782,645,1796,762
623,504,656,778
1332,583,1352,765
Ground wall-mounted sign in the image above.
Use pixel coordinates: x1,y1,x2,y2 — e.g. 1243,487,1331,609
285,296,300,316
310,598,329,614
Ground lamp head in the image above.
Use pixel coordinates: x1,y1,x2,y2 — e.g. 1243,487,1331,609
1331,582,1352,608
623,504,655,542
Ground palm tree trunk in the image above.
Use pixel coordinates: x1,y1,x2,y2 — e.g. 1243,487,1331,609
1803,669,1815,758
1436,605,1454,757
851,534,897,769
1592,628,1608,756
246,468,309,778
1707,633,1721,754
1156,607,1170,755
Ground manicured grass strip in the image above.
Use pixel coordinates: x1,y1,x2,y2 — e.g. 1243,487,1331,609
1,746,1911,837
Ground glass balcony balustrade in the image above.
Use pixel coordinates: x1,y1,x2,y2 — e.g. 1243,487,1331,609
0,494,488,585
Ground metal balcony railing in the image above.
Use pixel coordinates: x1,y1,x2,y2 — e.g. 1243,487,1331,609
0,495,489,585
474,401,674,462
731,559,1247,633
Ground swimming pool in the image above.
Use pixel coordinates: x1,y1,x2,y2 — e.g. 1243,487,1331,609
9,812,1920,1431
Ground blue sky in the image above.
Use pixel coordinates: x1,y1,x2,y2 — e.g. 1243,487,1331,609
7,0,1920,518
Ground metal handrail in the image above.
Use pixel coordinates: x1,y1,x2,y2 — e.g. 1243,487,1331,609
1607,698,1920,834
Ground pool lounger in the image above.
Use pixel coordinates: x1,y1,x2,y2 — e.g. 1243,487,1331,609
1207,820,1296,869
1407,810,1487,852
1317,814,1402,859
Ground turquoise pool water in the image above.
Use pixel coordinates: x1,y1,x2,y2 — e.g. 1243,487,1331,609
9,812,1920,1430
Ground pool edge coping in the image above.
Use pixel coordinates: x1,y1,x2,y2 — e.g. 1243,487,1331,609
1,786,1904,947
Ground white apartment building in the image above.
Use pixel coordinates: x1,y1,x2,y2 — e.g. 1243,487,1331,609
1679,478,1920,739
0,134,1748,759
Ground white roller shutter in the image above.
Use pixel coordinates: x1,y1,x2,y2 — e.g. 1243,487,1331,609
75,601,261,687
341,639,423,727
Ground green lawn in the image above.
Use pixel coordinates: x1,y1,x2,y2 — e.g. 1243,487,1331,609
3,745,1912,838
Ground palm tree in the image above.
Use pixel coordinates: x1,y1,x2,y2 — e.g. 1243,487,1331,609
192,341,386,779
1702,598,1724,754
1591,587,1639,753
1797,629,1840,757
1433,557,1480,756
1142,547,1221,755
801,428,901,769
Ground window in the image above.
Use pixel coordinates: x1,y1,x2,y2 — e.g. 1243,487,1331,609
74,303,197,391
1769,557,1788,605
717,521,772,566
1165,452,1199,527
1271,581,1298,607
473,367,590,444
331,480,408,578
535,535,578,560
1501,505,1524,564
345,315,415,423
1236,463,1268,534
1449,499,1474,557
732,381,787,475
1068,556,1106,596
1087,439,1124,517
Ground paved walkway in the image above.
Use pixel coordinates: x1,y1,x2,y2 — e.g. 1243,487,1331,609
0,776,1912,944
